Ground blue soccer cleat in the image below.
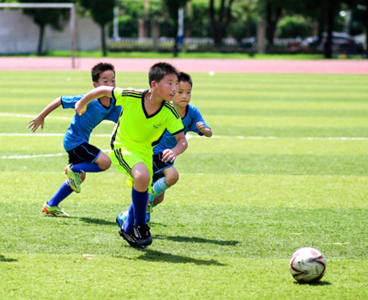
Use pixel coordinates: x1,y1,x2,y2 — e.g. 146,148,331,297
116,212,127,228
146,203,153,223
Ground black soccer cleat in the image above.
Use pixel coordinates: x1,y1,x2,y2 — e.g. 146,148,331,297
119,227,139,247
134,223,153,247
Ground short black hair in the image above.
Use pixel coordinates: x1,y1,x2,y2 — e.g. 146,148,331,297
148,62,179,87
178,72,193,88
91,62,115,82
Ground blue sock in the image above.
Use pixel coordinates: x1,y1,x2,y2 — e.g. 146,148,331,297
132,188,148,226
47,180,73,207
149,177,169,205
123,203,135,234
71,162,103,173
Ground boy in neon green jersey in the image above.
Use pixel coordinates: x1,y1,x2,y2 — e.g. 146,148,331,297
75,62,187,248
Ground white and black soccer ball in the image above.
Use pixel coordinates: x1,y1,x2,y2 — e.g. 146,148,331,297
289,247,326,283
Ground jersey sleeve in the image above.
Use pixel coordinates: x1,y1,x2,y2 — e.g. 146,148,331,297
166,107,185,136
188,105,210,136
61,94,84,109
112,87,143,107
104,106,122,123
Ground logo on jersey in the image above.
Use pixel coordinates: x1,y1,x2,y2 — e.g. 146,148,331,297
153,124,161,129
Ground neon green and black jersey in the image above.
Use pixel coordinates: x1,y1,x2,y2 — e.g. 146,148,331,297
111,87,184,157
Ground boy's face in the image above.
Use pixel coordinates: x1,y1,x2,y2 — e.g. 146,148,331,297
152,73,178,101
93,70,116,88
173,81,192,109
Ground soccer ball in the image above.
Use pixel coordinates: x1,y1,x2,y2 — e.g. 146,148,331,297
289,247,326,283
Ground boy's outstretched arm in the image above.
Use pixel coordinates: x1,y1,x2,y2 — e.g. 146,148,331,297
196,122,212,137
28,97,62,132
162,132,188,163
75,86,114,116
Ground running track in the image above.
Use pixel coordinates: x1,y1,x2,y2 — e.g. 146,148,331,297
0,57,367,73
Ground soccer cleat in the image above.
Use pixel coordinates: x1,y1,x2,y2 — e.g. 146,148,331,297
64,164,82,193
119,227,140,247
117,210,129,225
116,212,125,228
146,203,153,223
134,223,152,247
42,202,70,218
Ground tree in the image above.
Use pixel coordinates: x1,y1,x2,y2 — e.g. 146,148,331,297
345,0,368,58
19,0,72,55
264,0,282,45
162,0,189,56
231,0,259,39
297,0,344,58
80,0,115,56
208,0,236,45
357,2,368,58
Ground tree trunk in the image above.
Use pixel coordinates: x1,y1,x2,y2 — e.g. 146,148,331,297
208,0,218,45
265,2,282,46
324,0,334,59
101,24,107,57
364,10,368,59
173,18,179,57
37,24,45,56
365,27,368,59
151,19,160,52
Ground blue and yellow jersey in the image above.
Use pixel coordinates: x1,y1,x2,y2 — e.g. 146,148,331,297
111,88,184,159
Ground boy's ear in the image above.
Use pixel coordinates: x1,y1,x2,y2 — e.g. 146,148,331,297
93,82,98,88
151,80,157,90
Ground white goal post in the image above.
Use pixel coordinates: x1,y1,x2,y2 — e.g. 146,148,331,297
0,3,76,68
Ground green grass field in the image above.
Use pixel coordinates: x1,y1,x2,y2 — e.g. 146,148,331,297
1,70,368,299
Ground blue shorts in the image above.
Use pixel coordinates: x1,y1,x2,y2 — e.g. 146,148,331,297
152,152,174,183
67,142,101,165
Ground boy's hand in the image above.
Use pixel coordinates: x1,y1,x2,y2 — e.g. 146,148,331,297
162,149,177,163
28,116,44,132
196,122,206,133
75,101,86,116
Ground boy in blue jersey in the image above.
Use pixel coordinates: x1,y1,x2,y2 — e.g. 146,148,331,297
118,72,212,224
28,63,121,217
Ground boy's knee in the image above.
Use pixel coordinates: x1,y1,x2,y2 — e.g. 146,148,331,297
165,169,179,186
134,171,151,188
153,194,164,206
98,156,111,171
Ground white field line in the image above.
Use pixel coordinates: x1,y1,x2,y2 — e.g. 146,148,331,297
0,113,71,120
0,150,110,160
0,113,115,123
189,134,368,140
0,133,111,137
1,133,368,160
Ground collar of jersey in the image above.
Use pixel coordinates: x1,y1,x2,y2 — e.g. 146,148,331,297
142,90,165,119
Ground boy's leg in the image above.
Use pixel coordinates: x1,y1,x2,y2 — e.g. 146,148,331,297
110,148,152,247
130,162,152,246
66,143,109,193
42,180,73,217
47,180,73,206
71,151,111,173
131,162,150,225
150,166,179,204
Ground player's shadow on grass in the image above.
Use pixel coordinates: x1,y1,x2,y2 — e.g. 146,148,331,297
155,234,239,246
79,217,116,226
0,254,17,263
132,249,226,266
294,281,332,286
